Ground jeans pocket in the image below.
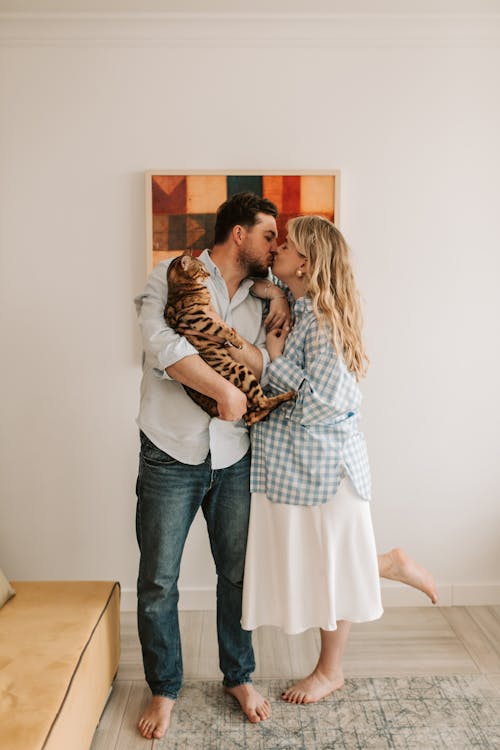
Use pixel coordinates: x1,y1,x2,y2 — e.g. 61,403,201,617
140,432,178,467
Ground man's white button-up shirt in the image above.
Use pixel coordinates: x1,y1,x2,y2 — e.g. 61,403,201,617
135,250,269,470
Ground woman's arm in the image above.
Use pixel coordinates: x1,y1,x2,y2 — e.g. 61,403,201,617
265,327,287,361
266,319,354,425
250,279,291,332
225,338,265,380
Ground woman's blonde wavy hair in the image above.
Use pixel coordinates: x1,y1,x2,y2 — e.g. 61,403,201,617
287,215,369,380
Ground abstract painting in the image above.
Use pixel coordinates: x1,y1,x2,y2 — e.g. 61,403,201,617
145,172,339,272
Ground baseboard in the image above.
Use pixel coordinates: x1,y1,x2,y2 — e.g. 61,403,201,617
120,583,500,612
449,584,500,606
380,583,452,607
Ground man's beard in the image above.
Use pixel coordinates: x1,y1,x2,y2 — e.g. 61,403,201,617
245,261,269,278
239,247,270,278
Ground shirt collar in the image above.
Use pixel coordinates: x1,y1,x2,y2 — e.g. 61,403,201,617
199,249,254,293
199,249,219,277
293,296,313,316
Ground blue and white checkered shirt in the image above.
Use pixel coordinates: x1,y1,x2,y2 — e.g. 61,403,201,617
250,296,372,505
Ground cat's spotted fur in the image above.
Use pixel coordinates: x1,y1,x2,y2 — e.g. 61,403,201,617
165,253,296,426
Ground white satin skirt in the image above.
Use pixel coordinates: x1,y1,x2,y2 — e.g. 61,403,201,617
241,478,383,635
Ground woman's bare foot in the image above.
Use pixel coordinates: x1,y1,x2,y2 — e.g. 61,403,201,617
282,668,344,704
380,547,438,604
138,695,175,739
225,683,271,722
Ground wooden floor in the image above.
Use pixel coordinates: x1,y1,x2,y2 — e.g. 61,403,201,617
90,606,500,749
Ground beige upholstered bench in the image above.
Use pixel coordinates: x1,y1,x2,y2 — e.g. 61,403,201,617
0,580,120,750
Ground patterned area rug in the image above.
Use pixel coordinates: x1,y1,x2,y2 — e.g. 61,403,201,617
154,676,500,749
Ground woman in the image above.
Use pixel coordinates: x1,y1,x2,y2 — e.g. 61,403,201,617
242,215,436,705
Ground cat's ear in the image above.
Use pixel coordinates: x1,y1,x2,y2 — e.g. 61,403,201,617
180,254,191,271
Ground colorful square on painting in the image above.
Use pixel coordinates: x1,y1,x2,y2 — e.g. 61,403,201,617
167,214,186,252
227,176,263,197
152,175,187,214
149,173,337,268
187,214,217,251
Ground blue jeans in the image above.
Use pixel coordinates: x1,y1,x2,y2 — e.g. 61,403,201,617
135,431,255,699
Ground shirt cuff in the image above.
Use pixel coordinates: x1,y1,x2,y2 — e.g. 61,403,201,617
267,356,306,392
259,346,271,387
156,337,199,380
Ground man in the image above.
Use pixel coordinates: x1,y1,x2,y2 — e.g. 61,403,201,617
134,192,280,740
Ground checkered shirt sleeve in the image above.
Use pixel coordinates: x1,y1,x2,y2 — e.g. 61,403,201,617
250,298,372,505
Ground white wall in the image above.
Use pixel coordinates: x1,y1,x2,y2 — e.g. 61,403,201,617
1,9,499,609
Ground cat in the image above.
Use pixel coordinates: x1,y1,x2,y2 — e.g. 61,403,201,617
165,253,296,426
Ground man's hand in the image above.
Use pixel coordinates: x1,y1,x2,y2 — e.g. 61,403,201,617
167,354,247,419
216,381,248,421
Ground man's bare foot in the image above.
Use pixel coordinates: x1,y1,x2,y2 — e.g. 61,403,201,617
225,683,271,722
381,547,438,604
282,668,344,704
138,695,175,739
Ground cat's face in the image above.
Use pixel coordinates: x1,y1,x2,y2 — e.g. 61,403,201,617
168,254,209,283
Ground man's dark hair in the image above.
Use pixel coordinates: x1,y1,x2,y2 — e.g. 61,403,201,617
214,192,278,245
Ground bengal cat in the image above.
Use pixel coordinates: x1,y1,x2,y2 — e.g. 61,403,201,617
165,253,296,426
